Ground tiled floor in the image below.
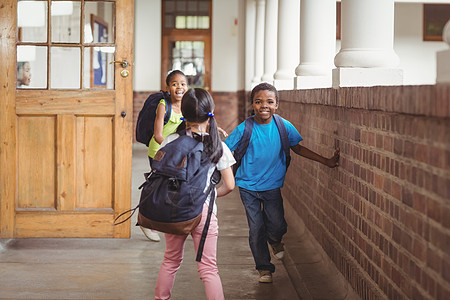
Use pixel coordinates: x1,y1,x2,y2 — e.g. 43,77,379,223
0,145,301,300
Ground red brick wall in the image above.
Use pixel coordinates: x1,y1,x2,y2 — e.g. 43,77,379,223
209,91,239,133
279,85,450,299
238,89,252,122
132,91,152,143
132,90,240,142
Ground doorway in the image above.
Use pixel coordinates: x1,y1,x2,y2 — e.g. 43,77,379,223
161,0,212,91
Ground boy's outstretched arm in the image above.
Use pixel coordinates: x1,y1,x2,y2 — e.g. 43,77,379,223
291,144,340,168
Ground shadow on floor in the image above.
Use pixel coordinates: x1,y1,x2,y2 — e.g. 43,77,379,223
0,145,302,300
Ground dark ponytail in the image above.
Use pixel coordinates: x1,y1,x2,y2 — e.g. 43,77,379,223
181,88,223,164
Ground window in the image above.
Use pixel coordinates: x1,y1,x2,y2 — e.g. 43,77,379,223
162,0,212,90
16,0,116,89
423,4,450,41
164,0,210,29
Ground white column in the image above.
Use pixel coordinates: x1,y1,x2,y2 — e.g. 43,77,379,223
245,0,257,91
252,0,265,85
261,0,278,83
333,0,402,88
437,20,450,84
294,0,336,89
274,0,299,90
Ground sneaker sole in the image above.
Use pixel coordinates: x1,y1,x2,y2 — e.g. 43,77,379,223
259,276,273,283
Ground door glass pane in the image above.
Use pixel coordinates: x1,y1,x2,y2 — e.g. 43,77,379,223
17,0,117,90
164,0,210,29
17,0,48,43
17,46,48,89
51,1,81,43
51,47,80,89
170,41,204,88
84,2,115,43
83,47,116,89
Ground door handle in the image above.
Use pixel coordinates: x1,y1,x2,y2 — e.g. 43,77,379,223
110,60,129,68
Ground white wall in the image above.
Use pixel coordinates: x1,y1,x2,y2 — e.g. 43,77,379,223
133,0,161,91
394,3,448,85
133,0,241,92
211,0,240,91
132,1,449,91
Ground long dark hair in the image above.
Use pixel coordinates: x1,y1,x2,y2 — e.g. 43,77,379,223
179,88,223,164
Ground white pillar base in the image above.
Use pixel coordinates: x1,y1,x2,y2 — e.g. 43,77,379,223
332,68,403,89
437,50,450,84
274,79,295,90
295,75,332,90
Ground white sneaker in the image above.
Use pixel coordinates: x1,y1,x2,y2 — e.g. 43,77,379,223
270,242,285,260
258,270,273,283
140,226,160,242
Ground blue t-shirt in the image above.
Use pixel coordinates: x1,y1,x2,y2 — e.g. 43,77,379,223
225,116,303,191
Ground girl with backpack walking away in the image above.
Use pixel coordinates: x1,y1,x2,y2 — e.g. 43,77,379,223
154,88,235,300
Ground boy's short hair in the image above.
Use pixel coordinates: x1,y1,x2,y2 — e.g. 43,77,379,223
250,82,279,103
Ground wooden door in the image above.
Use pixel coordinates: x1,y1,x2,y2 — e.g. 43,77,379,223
0,0,134,238
161,34,212,90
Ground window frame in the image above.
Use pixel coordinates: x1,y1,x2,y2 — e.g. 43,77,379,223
423,4,450,42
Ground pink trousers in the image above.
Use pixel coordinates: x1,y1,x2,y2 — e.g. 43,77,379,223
154,205,224,300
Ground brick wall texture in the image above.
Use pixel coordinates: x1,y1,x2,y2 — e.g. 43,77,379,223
278,85,450,299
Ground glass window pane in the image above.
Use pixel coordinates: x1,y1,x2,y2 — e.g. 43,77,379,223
198,16,209,29
51,1,81,43
187,1,197,13
170,41,204,88
175,16,186,29
165,15,175,29
186,16,196,29
17,1,48,43
84,2,115,43
198,1,209,14
51,47,80,89
177,1,187,12
165,1,175,13
17,46,48,89
83,47,115,89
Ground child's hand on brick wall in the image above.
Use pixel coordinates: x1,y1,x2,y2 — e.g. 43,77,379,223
326,148,340,168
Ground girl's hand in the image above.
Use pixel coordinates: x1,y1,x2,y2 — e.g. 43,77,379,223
326,148,340,168
218,127,228,138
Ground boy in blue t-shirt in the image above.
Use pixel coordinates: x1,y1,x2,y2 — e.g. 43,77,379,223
225,82,340,283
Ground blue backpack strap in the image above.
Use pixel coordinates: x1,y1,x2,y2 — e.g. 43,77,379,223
162,91,172,124
232,116,254,174
273,114,291,169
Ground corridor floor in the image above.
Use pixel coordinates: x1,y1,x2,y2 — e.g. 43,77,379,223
0,145,301,300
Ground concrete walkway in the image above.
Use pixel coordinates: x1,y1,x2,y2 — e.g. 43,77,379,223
0,145,301,300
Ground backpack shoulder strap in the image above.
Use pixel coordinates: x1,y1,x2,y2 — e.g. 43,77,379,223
273,114,291,169
233,116,254,163
161,91,172,124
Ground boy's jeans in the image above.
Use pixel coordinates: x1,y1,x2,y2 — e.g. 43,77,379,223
239,187,287,273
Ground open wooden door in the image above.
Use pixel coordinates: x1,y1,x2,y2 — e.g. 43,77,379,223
0,0,134,238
